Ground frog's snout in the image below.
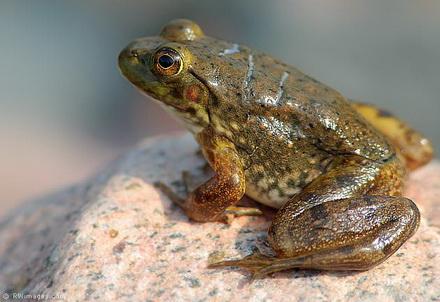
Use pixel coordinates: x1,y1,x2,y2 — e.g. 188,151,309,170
118,46,130,65
118,37,165,78
118,40,171,100
118,42,152,87
118,44,138,75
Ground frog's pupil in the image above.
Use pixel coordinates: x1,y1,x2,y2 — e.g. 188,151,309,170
158,54,174,69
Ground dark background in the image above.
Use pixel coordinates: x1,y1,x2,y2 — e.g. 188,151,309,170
1,0,439,216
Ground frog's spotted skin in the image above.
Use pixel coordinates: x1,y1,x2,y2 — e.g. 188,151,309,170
118,19,433,277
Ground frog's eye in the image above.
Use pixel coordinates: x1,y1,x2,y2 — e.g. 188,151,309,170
153,47,183,76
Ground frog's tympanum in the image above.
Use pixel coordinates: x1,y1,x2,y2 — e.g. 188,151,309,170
119,19,434,277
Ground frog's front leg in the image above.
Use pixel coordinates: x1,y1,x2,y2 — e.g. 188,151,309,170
209,156,420,277
179,170,262,218
157,127,251,222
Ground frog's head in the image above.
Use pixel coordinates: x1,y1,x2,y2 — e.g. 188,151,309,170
119,19,251,134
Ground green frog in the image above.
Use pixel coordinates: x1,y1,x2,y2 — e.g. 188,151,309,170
118,19,434,277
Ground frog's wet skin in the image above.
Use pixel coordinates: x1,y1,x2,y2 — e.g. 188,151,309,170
118,19,434,277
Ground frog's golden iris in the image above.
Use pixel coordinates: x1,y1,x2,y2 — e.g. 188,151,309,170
153,47,183,77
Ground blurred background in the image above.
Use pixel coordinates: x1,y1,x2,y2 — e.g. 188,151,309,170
1,0,439,217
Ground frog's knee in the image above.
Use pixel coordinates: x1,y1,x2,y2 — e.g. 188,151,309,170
340,197,420,270
387,197,420,240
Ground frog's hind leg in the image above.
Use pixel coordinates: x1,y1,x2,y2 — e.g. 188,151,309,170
351,101,433,170
210,195,419,278
209,156,420,277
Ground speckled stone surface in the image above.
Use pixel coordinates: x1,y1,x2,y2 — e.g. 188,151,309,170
0,133,439,302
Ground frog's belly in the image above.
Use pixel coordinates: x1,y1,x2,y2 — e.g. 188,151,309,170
245,183,294,209
244,165,325,209
244,172,312,209
240,140,332,209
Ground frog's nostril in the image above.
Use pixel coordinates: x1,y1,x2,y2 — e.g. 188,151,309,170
118,47,133,71
118,46,140,68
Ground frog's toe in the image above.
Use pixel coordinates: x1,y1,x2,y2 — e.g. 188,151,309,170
208,250,291,279
219,206,263,224
181,170,194,194
225,206,263,217
208,250,270,272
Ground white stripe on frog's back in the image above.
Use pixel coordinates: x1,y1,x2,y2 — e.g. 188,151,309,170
275,71,289,103
218,43,240,56
255,71,289,107
242,54,255,102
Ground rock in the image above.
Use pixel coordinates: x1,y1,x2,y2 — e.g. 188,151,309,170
0,133,439,302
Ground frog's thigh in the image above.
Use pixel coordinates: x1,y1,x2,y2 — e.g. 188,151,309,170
266,196,419,271
266,157,420,271
351,101,433,170
183,128,246,222
211,195,419,277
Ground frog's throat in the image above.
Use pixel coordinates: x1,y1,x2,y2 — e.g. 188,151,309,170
156,100,206,135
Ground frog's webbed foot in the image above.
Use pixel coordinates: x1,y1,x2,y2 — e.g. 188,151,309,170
155,179,262,224
155,168,218,210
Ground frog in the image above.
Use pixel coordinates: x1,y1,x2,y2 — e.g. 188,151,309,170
118,19,434,278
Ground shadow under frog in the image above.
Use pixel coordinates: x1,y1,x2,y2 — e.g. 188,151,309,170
118,19,434,278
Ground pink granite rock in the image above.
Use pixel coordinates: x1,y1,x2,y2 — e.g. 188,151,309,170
0,133,439,302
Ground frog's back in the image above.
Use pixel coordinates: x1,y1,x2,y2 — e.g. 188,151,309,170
194,40,393,162
211,46,397,208
245,50,394,161
190,39,396,208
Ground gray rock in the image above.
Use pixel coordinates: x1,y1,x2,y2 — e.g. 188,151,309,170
0,133,439,302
